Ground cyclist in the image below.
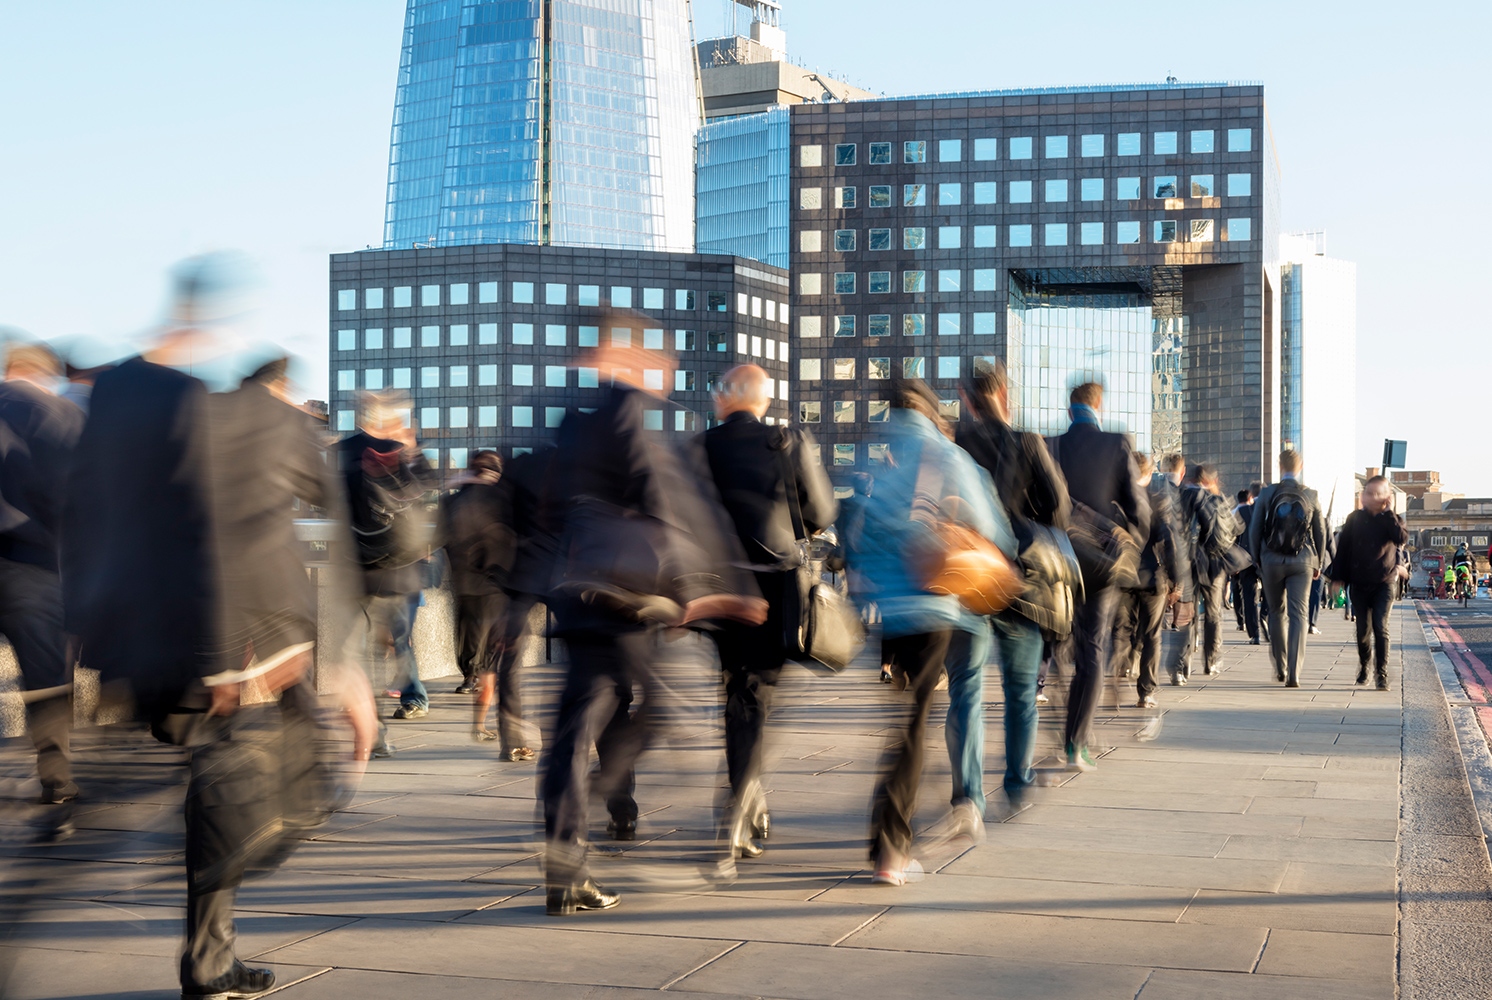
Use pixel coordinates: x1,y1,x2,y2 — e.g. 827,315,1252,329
1443,565,1458,599
1454,544,1477,599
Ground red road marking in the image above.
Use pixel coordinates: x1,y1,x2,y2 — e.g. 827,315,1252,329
1419,602,1492,703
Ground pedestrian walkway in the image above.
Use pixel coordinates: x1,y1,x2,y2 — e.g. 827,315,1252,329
1,602,1483,999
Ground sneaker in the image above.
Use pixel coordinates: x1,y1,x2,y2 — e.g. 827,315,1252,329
879,665,894,684
39,781,79,806
1138,694,1158,709
1065,742,1097,772
938,800,987,845
1035,692,1050,705
934,672,949,692
1309,625,1322,635
392,704,428,720
473,728,498,742
506,746,537,762
1171,672,1187,687
182,960,275,998
871,858,924,886
370,741,395,759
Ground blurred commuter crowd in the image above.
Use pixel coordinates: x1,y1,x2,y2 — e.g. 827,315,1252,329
0,255,1401,999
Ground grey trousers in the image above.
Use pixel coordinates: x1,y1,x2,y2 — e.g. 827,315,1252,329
1173,569,1227,675
1260,553,1314,683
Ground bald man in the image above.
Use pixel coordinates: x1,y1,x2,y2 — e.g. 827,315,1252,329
701,365,836,858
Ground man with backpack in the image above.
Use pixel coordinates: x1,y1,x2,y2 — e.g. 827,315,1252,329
1248,450,1327,687
1171,464,1242,683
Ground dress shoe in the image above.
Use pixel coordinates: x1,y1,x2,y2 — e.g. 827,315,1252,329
1376,676,1390,691
606,817,636,841
1285,676,1300,688
1249,637,1261,645
1356,665,1369,686
182,960,275,998
454,680,476,695
546,878,620,915
732,834,764,859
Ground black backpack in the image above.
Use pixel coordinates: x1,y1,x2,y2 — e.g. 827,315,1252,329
349,450,431,570
1264,482,1310,557
1196,492,1238,560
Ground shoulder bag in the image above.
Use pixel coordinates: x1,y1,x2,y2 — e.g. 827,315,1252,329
907,441,1023,616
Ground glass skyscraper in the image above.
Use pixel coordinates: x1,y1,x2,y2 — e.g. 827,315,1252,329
696,107,790,269
383,0,700,252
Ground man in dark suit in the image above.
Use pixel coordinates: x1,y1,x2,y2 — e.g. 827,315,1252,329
1248,450,1327,687
701,364,836,858
1050,383,1149,771
1111,453,1181,709
0,343,85,813
1233,485,1264,644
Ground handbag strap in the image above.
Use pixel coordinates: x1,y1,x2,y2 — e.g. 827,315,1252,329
772,429,808,543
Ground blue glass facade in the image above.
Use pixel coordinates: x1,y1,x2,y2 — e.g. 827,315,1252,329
696,107,790,269
383,0,699,252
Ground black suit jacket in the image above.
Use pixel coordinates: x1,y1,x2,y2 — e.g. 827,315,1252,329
0,380,84,570
701,413,837,570
1049,423,1150,544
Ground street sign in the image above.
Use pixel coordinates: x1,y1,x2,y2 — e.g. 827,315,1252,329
1383,439,1407,469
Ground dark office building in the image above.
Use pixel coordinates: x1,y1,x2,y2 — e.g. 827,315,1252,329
786,83,1281,489
329,245,792,470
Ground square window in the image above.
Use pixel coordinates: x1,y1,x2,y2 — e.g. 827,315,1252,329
512,406,533,428
903,270,926,293
421,406,440,429
738,293,749,315
904,184,926,207
365,328,384,350
904,140,926,163
364,369,384,389
834,272,856,295
1045,179,1068,202
868,400,890,422
478,364,497,386
869,185,892,208
902,356,925,379
1191,219,1215,242
835,142,856,165
832,358,856,380
675,289,695,311
938,138,962,162
336,370,355,391
611,286,632,308
1081,134,1104,157
1008,224,1033,247
1226,218,1252,241
903,227,926,250
834,315,856,337
643,288,664,310
421,326,439,347
1117,177,1141,200
835,186,857,209
449,283,469,305
1190,174,1214,197
800,187,823,210
1117,132,1141,156
973,225,996,248
450,365,469,387
938,183,961,206
1009,180,1032,203
869,142,892,164
832,444,855,466
577,367,599,388
365,288,384,309
1045,223,1068,246
673,370,693,393
336,329,355,351
801,230,823,252
868,358,891,380
478,281,497,303
420,366,440,388
1009,136,1033,160
478,405,497,427
1154,131,1178,155
611,327,633,347
1081,178,1103,201
1154,176,1178,198
974,182,996,205
800,273,822,295
800,316,822,338
1190,129,1215,154
800,358,822,380
867,443,891,465
1081,221,1104,245
393,286,412,308
577,284,600,306
479,323,497,345
392,367,412,388
449,406,469,429
833,401,856,423
1227,128,1252,152
834,229,857,252
974,137,998,160
1227,173,1252,197
938,226,961,249
903,314,926,337
937,356,960,380
973,355,999,376
546,365,566,387
800,401,822,423
938,269,960,292
512,323,533,345
869,270,891,293
707,291,729,312
421,285,439,307
800,144,822,167
973,269,996,291
512,281,533,303
449,324,468,346
1045,135,1068,158
973,312,996,335
449,448,469,470
574,326,595,348
544,324,565,346
868,228,891,251
545,283,566,305
422,448,439,466
868,314,891,337
1154,220,1178,243
675,329,695,351
512,364,534,386
937,312,960,336
337,289,355,311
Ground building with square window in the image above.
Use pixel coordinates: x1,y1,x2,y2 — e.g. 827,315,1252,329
329,245,791,471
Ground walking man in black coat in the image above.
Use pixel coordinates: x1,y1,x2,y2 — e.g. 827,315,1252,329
1327,475,1407,689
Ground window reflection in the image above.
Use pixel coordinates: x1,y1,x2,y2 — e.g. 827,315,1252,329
833,358,855,379
1117,221,1140,243
903,271,926,293
1010,136,1033,159
868,315,891,337
869,142,892,164
834,314,856,336
902,357,926,378
938,269,961,292
800,401,822,422
1154,220,1177,243
1081,134,1104,157
835,186,857,209
834,230,856,252
1153,132,1178,155
904,184,926,207
1154,176,1177,198
869,185,892,208
939,183,962,205
1190,219,1214,242
869,270,891,293
832,444,855,466
903,314,926,337
1225,218,1252,241
903,228,926,250
1117,133,1141,156
1045,136,1068,158
834,272,856,294
869,228,891,251
1190,130,1214,153
835,143,856,165
868,400,890,422
1190,175,1214,197
868,358,891,379
1117,177,1140,200
833,401,856,423
904,140,926,163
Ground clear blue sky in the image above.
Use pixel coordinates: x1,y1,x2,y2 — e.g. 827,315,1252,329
1,2,1487,490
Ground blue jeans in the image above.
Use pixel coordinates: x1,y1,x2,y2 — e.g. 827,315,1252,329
366,592,428,710
993,610,1043,798
944,620,992,813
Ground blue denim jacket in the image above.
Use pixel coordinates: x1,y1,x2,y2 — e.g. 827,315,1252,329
852,409,1015,638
